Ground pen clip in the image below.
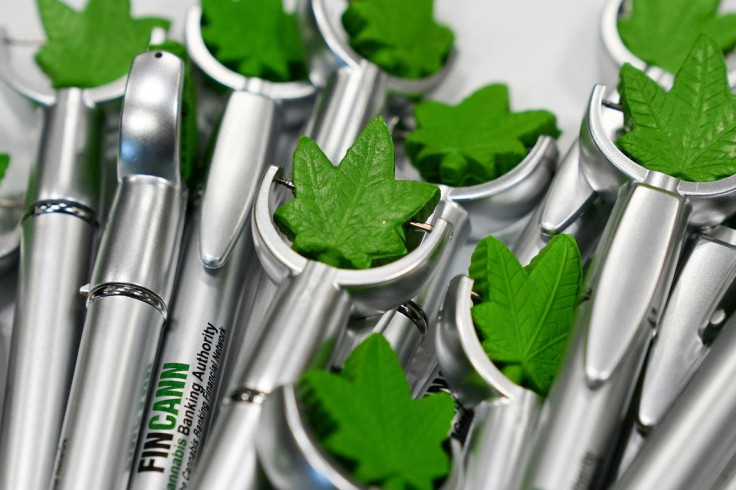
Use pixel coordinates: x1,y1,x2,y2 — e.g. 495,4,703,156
637,225,736,428
199,91,280,268
582,180,690,384
118,50,183,185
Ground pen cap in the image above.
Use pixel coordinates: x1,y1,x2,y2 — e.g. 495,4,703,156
25,88,101,213
90,51,186,301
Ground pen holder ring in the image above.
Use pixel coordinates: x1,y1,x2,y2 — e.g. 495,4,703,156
0,26,166,106
257,383,464,490
252,164,452,315
184,5,318,127
302,0,456,97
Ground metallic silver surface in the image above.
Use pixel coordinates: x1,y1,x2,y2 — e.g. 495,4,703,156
184,5,317,127
522,181,690,490
303,0,454,95
258,384,464,490
51,51,186,490
51,297,164,490
90,176,185,302
26,89,101,209
435,275,542,490
0,84,102,490
637,227,736,430
118,52,183,184
464,394,541,490
258,384,365,490
198,92,279,268
304,60,386,162
0,26,166,107
613,312,736,490
129,90,278,490
252,165,452,314
436,275,525,405
0,213,94,490
190,261,350,490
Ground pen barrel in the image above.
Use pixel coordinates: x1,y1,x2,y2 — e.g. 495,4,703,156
0,88,102,490
614,313,736,490
51,296,165,490
464,392,541,490
191,261,350,489
27,88,101,208
91,176,185,298
128,209,253,490
0,213,95,490
521,181,690,490
304,60,387,162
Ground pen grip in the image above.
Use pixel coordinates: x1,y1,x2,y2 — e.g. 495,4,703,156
0,212,95,490
51,296,164,490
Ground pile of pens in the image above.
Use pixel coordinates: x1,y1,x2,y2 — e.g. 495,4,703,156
2,0,736,489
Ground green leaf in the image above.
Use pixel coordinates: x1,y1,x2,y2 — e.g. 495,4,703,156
0,155,8,182
618,0,736,74
405,84,560,187
469,234,582,397
274,116,440,270
342,0,453,79
149,41,200,191
616,36,736,182
300,334,455,490
35,0,169,89
201,0,306,82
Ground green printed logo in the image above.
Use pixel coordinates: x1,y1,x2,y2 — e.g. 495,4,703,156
137,363,189,474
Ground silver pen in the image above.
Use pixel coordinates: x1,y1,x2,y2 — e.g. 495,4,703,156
0,25,164,490
613,310,736,490
129,87,285,490
520,85,736,489
51,50,186,490
614,225,736,477
189,165,451,489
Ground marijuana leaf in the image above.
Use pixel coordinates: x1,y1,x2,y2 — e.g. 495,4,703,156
149,41,199,190
405,84,560,187
274,116,440,270
342,0,453,79
616,36,736,182
300,334,455,490
35,0,169,89
201,0,306,82
0,155,8,182
618,0,736,74
469,235,582,397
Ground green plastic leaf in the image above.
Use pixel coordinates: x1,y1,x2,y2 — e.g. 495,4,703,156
35,0,169,89
274,116,440,270
469,234,582,397
149,41,199,190
342,0,453,79
616,36,736,182
405,84,560,186
300,334,455,490
201,0,306,82
618,0,736,74
0,155,8,182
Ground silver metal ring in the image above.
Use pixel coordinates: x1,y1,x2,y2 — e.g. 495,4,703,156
230,388,268,405
397,300,428,334
87,283,167,317
23,200,98,227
